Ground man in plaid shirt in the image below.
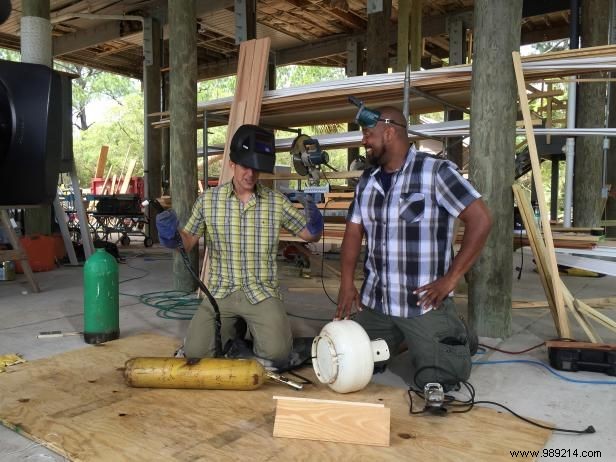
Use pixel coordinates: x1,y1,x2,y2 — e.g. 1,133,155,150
337,106,492,390
157,125,323,363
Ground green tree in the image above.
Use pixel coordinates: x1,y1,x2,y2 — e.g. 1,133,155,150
0,48,19,61
73,93,144,187
54,62,137,131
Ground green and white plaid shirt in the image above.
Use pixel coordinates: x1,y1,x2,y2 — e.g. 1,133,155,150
184,181,306,303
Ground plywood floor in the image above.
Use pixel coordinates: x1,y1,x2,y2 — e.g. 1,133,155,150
0,334,550,461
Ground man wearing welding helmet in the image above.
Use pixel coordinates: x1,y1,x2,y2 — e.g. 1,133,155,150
157,124,323,363
337,105,492,391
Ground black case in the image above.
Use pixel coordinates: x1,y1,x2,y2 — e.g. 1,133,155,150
548,345,616,376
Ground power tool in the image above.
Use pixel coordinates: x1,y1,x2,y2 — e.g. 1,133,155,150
291,134,330,185
423,383,446,410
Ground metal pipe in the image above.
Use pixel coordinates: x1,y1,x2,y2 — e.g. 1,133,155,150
407,85,470,114
603,0,616,204
403,64,410,123
50,13,144,24
563,0,580,227
203,111,208,193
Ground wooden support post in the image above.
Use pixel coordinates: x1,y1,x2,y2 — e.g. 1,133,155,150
396,0,410,72
169,0,198,292
467,0,522,338
95,146,109,178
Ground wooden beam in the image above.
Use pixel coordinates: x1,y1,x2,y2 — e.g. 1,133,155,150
512,185,559,331
273,396,390,447
94,145,109,178
200,38,271,292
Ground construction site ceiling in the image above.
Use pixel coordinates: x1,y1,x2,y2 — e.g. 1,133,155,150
0,0,571,80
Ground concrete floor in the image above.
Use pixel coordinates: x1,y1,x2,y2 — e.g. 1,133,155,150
0,245,615,461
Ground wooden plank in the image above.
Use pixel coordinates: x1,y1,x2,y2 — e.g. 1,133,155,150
200,38,271,293
94,145,109,178
511,298,616,309
0,334,551,462
272,396,390,447
517,188,599,343
119,159,137,194
551,227,605,234
575,300,616,333
513,185,559,331
546,340,616,350
218,38,270,184
513,51,570,338
560,282,600,343
100,167,113,195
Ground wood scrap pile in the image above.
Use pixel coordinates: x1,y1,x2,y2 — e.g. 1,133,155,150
93,146,138,195
512,52,616,343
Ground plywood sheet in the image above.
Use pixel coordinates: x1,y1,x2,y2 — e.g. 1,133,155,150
0,334,551,461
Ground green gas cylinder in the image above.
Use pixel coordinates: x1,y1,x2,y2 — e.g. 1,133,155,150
83,248,119,344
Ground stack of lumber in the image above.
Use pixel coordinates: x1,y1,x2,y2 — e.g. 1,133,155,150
512,51,616,342
94,146,138,195
150,45,616,130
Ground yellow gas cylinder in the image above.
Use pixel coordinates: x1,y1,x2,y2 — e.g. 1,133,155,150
125,357,269,390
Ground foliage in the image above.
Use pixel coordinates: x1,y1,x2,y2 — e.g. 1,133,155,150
54,61,137,131
0,48,19,61
73,92,144,187
276,64,345,88
196,65,348,181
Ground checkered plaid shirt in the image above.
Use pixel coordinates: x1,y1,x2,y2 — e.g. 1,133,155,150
184,182,306,303
347,146,481,318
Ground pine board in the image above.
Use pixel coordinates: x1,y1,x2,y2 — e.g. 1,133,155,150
0,334,551,462
273,396,390,446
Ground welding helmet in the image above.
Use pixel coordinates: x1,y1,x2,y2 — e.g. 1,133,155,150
230,124,276,173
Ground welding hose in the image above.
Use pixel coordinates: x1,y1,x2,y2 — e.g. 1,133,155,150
177,244,224,357
148,199,224,357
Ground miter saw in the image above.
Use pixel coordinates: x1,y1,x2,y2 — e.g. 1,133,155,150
291,134,330,185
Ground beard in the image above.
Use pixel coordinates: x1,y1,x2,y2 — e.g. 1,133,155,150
366,148,383,167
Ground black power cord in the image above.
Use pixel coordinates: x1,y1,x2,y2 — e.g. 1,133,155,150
407,365,595,434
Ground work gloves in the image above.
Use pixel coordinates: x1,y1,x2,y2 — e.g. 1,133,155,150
156,209,181,249
292,193,323,236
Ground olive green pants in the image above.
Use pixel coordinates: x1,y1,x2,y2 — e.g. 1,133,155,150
354,298,471,389
183,290,293,362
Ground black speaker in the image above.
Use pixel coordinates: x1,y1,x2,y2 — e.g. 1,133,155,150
0,59,63,206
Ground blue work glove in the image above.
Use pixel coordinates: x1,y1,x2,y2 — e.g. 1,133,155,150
155,209,181,248
293,193,323,236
